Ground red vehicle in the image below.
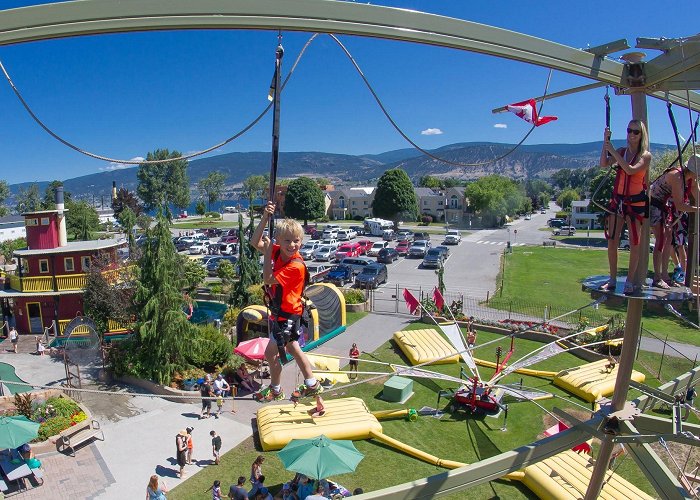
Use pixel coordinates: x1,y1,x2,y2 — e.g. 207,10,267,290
219,235,238,244
335,242,361,260
395,240,411,256
304,224,318,235
356,239,372,255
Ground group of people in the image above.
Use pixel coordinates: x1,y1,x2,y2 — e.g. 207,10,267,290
599,119,699,293
198,373,240,419
174,427,223,479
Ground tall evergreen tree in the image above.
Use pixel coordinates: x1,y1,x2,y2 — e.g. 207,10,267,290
230,213,261,308
197,171,227,212
0,180,9,217
372,168,418,224
112,187,143,218
42,181,71,210
15,183,42,214
133,212,195,384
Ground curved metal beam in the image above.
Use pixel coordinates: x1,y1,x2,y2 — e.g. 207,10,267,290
0,0,625,84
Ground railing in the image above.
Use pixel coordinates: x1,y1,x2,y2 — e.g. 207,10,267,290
107,319,130,332
58,318,131,335
5,265,134,293
57,320,91,336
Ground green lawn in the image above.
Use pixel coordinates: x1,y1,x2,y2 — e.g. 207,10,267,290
169,323,657,499
497,246,697,345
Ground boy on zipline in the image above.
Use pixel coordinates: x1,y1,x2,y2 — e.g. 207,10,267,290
250,202,323,402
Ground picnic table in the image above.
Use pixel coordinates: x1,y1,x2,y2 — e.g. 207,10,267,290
0,452,33,490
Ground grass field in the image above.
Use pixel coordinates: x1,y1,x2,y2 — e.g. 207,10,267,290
497,246,698,345
169,323,668,499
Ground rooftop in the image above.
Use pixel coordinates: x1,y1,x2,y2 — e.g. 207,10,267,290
15,237,126,256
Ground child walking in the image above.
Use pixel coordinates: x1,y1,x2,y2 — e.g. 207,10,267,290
209,430,221,465
250,202,323,402
214,390,224,418
204,479,222,500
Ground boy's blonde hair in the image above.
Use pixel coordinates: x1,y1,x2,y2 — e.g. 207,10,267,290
274,218,303,240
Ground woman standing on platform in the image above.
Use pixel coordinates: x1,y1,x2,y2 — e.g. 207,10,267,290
599,120,652,294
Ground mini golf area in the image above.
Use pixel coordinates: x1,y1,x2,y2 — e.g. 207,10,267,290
256,328,652,500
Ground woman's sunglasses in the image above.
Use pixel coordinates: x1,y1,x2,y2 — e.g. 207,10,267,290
627,128,641,135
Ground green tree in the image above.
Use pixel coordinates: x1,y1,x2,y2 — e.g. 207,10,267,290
197,171,227,212
83,256,135,339
230,214,261,308
0,238,26,263
42,181,71,210
15,183,41,214
520,197,533,214
284,177,325,226
557,188,580,211
195,200,206,216
178,254,207,293
418,175,443,189
241,175,267,208
117,206,137,251
136,149,190,216
465,175,525,227
442,178,463,188
112,187,143,219
136,213,153,232
538,192,550,209
551,169,572,190
65,200,100,240
0,180,9,217
372,168,418,224
132,212,196,384
315,177,331,187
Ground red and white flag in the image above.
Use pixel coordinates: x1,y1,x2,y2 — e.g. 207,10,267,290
433,287,445,311
506,99,557,127
403,289,421,316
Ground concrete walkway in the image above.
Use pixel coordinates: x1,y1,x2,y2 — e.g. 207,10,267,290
0,313,411,499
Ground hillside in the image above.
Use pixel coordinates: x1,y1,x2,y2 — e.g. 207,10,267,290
8,141,674,198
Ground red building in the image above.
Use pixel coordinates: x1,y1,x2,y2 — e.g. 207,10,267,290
0,188,128,336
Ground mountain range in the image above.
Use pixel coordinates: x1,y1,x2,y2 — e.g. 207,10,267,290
8,141,674,199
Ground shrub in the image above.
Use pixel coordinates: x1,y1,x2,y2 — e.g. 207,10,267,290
205,212,221,219
37,416,72,441
13,393,33,419
185,324,234,370
247,284,266,305
71,411,87,425
353,215,364,221
421,215,433,225
343,289,366,305
173,367,209,389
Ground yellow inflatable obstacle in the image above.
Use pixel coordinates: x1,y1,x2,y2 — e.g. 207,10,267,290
256,397,382,451
515,449,654,500
553,358,645,403
393,329,460,365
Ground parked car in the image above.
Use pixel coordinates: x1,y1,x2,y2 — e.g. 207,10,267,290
413,232,430,241
443,229,461,245
395,240,411,256
337,229,351,241
540,208,547,214
422,248,444,268
349,225,365,236
368,241,389,257
188,243,208,255
219,242,238,255
356,239,372,255
322,229,339,239
335,242,361,260
355,263,388,289
524,214,532,220
548,218,566,228
321,238,339,249
300,241,320,259
314,245,336,261
219,235,238,244
206,256,238,276
408,240,431,258
377,247,399,263
304,224,318,235
619,238,655,251
396,229,414,241
552,226,576,236
382,229,396,241
435,245,451,259
325,264,354,286
306,264,330,283
339,256,375,275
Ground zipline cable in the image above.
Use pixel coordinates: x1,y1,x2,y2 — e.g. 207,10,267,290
329,33,554,168
0,33,320,165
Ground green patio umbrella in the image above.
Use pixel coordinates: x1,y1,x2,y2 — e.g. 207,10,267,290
0,415,40,449
277,434,364,480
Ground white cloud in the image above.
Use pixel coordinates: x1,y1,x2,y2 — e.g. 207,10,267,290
494,123,508,129
421,128,443,136
100,156,145,171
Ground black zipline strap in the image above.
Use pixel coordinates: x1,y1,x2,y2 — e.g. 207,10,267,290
605,87,611,129
590,88,615,215
650,108,700,186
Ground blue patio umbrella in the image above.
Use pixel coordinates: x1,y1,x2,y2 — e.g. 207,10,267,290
277,434,364,480
0,415,40,449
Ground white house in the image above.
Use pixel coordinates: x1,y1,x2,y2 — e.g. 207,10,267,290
571,199,598,229
0,215,26,243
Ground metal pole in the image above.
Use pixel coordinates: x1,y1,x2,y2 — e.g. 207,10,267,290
658,333,669,380
584,55,650,500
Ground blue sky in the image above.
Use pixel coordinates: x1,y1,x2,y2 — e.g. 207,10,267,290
0,0,697,184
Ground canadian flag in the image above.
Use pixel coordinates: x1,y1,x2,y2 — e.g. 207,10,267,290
403,289,421,316
506,99,557,127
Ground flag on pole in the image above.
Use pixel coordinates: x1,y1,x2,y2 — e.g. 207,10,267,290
403,289,421,316
506,99,557,127
433,287,445,311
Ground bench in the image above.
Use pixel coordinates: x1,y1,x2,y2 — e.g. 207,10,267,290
542,240,556,247
0,478,7,493
57,419,105,457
